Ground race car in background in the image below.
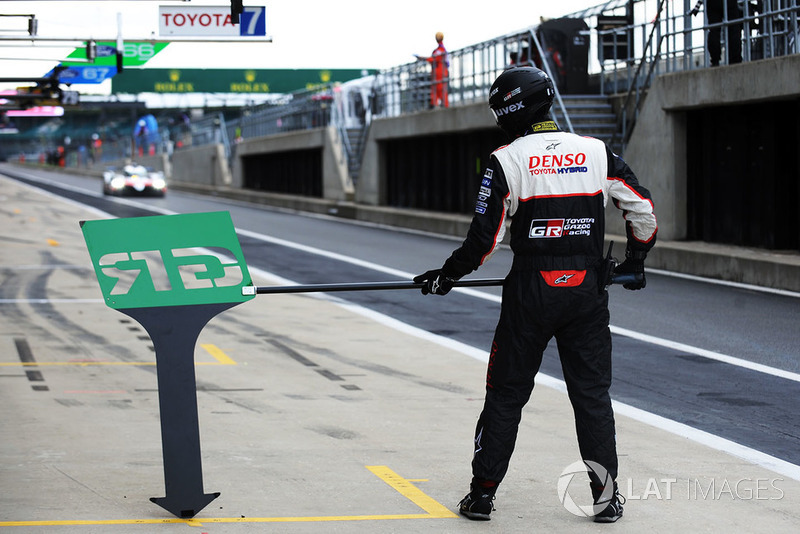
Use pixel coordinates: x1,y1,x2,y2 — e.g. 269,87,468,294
102,163,167,197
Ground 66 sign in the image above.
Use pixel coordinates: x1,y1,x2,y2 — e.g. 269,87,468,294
116,42,161,62
63,41,169,67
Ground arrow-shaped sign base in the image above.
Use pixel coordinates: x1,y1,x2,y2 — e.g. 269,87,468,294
122,302,239,519
150,492,221,519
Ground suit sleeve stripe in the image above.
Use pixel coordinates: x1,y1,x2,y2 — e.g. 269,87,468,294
480,192,509,265
608,176,652,204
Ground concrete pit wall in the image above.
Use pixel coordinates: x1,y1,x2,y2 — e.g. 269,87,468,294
357,103,496,206
170,143,231,187
230,126,352,201
619,54,800,242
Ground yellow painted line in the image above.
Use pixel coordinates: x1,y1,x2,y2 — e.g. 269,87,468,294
367,465,458,518
0,515,433,527
201,343,237,365
0,361,155,367
0,345,237,368
0,519,202,527
47,238,59,246
0,466,457,527
0,361,231,367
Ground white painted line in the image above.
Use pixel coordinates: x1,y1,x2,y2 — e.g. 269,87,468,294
12,170,800,480
236,228,500,302
610,326,800,383
0,265,91,270
535,372,800,482
648,267,800,298
8,170,797,299
247,263,800,482
1,171,174,217
238,228,799,384
10,171,797,381
3,173,112,219
0,299,104,304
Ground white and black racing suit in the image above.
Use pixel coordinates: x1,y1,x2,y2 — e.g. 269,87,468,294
440,120,657,487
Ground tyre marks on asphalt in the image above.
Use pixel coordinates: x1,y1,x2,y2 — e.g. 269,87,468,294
260,335,362,391
14,337,48,391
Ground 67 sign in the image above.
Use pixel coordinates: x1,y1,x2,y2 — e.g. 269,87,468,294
49,65,117,85
81,212,254,309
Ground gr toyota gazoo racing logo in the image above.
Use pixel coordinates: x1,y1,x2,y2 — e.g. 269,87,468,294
503,87,521,101
530,218,595,238
528,153,588,175
530,219,564,238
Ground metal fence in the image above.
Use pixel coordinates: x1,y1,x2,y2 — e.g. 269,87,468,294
187,0,800,161
580,0,799,143
370,28,577,130
5,1,798,168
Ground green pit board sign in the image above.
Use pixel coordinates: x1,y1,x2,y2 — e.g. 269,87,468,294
81,211,254,309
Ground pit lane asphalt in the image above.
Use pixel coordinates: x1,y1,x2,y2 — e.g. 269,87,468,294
4,166,800,467
1,170,800,533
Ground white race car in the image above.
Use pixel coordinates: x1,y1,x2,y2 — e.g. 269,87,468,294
102,164,167,197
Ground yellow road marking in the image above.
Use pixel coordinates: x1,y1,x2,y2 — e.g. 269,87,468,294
0,466,457,527
0,361,156,367
201,343,237,365
47,238,59,247
0,361,233,367
367,465,457,518
0,519,202,527
0,361,229,366
0,345,236,367
0,343,236,367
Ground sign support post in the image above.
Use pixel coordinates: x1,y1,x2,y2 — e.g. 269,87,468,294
81,211,255,518
123,303,236,518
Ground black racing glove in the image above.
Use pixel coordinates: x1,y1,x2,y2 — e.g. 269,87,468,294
613,249,647,290
413,269,457,296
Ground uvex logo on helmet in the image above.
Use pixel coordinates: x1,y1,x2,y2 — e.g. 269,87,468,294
494,102,525,116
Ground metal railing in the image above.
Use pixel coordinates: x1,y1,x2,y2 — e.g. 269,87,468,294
570,0,798,90
590,0,797,89
568,0,799,150
6,1,799,168
183,0,800,161
227,87,335,141
369,28,575,132
190,112,232,162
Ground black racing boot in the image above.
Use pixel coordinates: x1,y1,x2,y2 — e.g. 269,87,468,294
591,481,625,523
458,482,497,521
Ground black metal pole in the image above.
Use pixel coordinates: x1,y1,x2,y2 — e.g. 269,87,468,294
252,278,505,295
248,272,641,296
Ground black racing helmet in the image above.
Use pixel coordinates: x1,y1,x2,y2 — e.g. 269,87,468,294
488,66,555,138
